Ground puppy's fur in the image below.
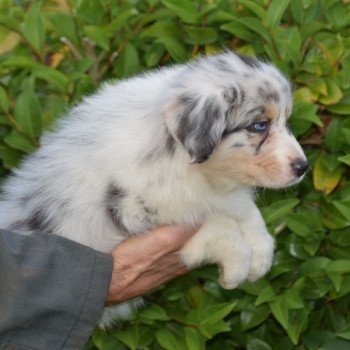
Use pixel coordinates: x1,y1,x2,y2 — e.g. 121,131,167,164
0,51,307,325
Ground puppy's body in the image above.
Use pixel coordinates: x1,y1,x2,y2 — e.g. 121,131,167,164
0,52,307,324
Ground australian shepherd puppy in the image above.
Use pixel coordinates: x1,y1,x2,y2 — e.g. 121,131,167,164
0,51,307,325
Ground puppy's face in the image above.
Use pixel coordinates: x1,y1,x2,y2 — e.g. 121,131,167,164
204,98,307,189
165,52,307,189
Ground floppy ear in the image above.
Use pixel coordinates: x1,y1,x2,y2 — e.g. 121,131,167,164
164,93,227,163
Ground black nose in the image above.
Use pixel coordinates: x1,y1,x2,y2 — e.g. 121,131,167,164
291,159,308,177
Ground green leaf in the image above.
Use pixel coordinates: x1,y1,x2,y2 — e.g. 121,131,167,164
161,0,200,24
0,144,23,169
300,257,331,276
200,301,237,326
84,25,110,50
3,130,36,153
333,200,350,220
91,333,122,350
0,86,9,112
319,338,350,350
261,199,300,224
269,296,289,329
156,327,185,350
287,308,309,345
270,295,308,345
238,16,271,43
313,154,343,195
319,79,343,105
115,42,140,78
185,26,218,45
337,325,350,341
247,338,272,350
114,326,140,350
239,0,268,22
145,43,165,67
274,27,302,65
325,118,344,153
2,57,68,91
185,327,206,350
268,0,291,28
198,319,231,338
47,12,78,45
21,2,45,50
326,260,350,274
75,0,106,24
138,304,170,321
325,3,350,28
291,102,322,126
338,154,350,166
321,200,350,230
309,77,328,96
255,284,276,305
14,89,42,138
241,305,270,330
0,14,20,31
327,103,350,115
159,36,187,62
142,20,181,39
220,21,255,41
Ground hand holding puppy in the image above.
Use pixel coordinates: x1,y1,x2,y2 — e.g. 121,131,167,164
106,225,198,304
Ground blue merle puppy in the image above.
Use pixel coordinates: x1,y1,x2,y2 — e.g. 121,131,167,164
0,51,307,325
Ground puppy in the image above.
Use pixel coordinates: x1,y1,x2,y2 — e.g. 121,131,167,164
0,51,307,325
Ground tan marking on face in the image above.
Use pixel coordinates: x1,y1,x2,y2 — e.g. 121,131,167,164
198,128,300,189
264,102,278,122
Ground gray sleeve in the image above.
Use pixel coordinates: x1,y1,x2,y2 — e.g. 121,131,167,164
0,229,113,350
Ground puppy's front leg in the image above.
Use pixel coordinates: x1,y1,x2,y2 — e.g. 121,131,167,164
180,213,251,289
222,189,274,282
236,203,274,282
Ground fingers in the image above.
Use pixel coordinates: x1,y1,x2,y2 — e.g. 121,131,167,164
107,225,200,305
146,224,201,253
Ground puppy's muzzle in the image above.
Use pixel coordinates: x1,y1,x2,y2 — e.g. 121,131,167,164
291,159,308,178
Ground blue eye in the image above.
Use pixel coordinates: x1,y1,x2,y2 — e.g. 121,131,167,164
250,121,269,132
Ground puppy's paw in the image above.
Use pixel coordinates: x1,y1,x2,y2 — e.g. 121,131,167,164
247,232,274,282
179,215,253,289
218,244,251,289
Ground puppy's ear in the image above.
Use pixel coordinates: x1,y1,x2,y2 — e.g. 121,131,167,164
164,94,227,163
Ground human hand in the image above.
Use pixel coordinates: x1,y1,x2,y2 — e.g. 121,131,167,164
105,225,199,305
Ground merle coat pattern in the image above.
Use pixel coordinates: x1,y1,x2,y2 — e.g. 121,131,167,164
0,51,307,325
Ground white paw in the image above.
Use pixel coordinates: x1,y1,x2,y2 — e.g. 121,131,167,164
217,242,251,290
247,232,274,282
218,255,250,289
180,229,252,289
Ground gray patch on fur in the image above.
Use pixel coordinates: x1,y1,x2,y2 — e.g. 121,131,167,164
176,95,199,145
143,206,158,216
232,142,244,148
208,56,234,73
222,87,238,106
175,94,225,163
105,184,130,234
257,86,280,103
27,208,54,232
165,133,176,156
8,220,28,232
236,53,261,69
254,132,269,155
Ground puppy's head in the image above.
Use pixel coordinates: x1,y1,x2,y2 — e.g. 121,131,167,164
164,52,307,189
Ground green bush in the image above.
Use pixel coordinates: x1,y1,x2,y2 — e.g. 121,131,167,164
1,0,350,349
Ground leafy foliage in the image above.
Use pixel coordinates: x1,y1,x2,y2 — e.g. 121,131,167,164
1,0,350,348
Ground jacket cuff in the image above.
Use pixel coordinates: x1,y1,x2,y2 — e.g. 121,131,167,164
62,250,113,349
